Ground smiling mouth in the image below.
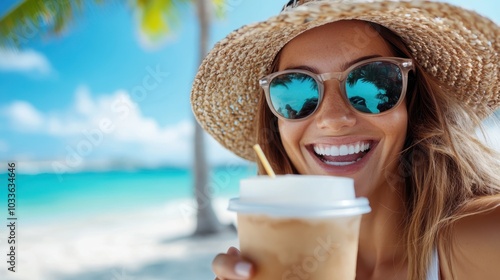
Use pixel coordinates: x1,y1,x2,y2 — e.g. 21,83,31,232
312,141,372,166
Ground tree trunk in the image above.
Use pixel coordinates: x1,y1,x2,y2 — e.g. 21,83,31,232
193,0,221,235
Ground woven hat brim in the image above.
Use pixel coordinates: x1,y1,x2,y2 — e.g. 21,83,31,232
191,0,500,161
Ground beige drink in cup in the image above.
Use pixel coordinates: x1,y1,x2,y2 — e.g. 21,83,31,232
228,175,370,280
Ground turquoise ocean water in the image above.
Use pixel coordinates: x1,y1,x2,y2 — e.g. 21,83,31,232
0,164,256,225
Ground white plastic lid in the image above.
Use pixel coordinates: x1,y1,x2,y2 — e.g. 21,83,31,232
228,175,371,218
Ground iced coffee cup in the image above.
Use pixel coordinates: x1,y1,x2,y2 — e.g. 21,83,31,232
228,175,370,280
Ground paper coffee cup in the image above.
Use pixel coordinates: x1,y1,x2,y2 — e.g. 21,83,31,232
228,175,370,280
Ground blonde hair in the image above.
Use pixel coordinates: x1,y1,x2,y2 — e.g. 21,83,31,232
255,21,500,280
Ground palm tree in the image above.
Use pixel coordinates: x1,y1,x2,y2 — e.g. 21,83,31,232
192,0,222,235
0,0,223,235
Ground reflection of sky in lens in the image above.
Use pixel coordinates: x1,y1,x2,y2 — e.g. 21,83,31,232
346,81,383,113
270,76,318,117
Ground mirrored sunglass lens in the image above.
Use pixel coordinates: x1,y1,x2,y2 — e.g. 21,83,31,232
269,73,319,119
345,62,403,114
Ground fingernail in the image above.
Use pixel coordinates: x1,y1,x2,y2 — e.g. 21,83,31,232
234,261,251,278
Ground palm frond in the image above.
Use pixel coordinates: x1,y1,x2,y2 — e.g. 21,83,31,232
132,0,191,42
211,0,226,19
0,0,224,48
0,0,108,48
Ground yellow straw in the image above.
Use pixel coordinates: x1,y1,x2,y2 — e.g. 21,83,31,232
253,144,276,178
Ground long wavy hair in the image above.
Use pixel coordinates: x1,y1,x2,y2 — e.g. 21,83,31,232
254,21,500,280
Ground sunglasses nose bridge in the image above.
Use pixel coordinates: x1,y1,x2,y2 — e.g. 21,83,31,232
316,72,352,116
317,72,345,102
318,72,342,83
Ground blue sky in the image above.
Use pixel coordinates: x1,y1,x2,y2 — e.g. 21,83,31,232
0,0,499,174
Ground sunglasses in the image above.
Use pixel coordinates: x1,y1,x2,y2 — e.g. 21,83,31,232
259,57,415,120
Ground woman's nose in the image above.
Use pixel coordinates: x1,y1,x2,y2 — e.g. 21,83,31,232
314,82,357,131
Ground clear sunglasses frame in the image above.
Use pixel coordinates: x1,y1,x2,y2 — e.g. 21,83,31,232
259,57,415,121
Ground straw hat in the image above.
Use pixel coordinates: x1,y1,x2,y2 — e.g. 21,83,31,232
191,0,500,161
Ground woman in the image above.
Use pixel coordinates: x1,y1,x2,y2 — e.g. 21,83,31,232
191,1,500,279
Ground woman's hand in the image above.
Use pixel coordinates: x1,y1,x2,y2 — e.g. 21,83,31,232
213,247,254,280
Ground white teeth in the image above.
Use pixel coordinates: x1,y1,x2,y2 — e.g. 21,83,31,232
331,146,339,156
324,158,362,166
339,145,347,156
313,141,371,156
348,145,355,154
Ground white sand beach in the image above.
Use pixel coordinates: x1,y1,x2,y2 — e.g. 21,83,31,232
0,198,238,280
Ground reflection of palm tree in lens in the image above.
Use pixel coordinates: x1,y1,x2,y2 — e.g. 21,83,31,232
347,62,402,113
296,97,318,118
285,104,297,119
376,92,393,112
377,69,402,112
271,73,318,91
277,106,284,116
271,73,319,119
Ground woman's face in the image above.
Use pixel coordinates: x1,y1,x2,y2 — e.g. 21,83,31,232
277,21,408,197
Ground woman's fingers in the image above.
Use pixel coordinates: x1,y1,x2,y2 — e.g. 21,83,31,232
212,247,253,280
226,246,241,256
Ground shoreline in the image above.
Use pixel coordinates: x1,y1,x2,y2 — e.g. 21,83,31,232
0,198,238,280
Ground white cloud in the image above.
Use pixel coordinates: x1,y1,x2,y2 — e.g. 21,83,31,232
0,48,53,75
3,87,246,170
3,101,44,130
